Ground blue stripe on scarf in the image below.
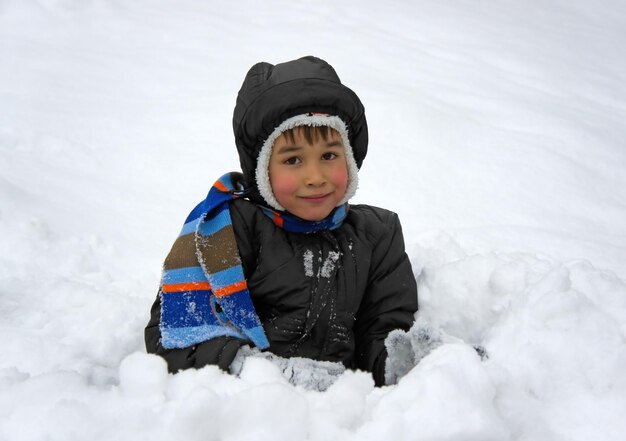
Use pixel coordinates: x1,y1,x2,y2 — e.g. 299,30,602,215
162,325,245,348
162,267,207,284
197,209,231,236
216,289,260,328
161,290,213,328
218,173,234,188
184,201,207,224
258,204,347,233
210,266,244,288
180,217,201,236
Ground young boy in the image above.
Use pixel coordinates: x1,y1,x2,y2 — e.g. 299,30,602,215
145,56,419,388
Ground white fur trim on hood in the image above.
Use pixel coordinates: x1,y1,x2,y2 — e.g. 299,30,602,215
255,114,359,212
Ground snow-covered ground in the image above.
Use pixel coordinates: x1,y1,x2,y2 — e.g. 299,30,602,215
2,1,626,440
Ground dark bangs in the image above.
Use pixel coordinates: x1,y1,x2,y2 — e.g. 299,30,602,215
280,125,339,145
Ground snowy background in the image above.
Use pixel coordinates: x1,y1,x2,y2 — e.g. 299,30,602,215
2,0,626,440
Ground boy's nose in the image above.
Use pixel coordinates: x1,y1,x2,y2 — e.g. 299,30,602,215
304,165,326,186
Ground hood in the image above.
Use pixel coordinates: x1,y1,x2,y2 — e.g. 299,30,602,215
232,56,368,195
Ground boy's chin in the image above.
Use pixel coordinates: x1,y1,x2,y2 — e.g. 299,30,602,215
290,207,335,222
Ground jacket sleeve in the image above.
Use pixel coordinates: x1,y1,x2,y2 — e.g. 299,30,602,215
353,212,418,386
144,293,246,372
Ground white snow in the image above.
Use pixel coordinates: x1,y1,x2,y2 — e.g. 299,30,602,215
2,0,626,440
303,249,315,277
320,250,340,279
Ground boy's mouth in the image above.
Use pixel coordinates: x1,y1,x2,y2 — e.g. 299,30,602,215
299,192,333,202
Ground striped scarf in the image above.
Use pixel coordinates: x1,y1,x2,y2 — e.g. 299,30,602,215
159,172,347,350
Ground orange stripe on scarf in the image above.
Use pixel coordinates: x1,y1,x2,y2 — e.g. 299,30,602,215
162,281,211,293
273,211,284,228
214,180,228,193
214,280,247,297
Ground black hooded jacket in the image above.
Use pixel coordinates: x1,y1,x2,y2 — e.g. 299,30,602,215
145,56,417,386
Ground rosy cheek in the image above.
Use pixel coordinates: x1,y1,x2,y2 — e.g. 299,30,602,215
270,172,298,198
331,165,349,192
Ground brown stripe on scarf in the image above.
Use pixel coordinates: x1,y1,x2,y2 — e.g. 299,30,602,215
196,224,242,273
163,233,198,270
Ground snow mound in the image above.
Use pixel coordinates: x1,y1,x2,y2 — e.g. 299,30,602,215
412,234,626,440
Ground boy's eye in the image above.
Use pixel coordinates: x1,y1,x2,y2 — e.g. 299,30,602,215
322,152,338,160
283,156,301,165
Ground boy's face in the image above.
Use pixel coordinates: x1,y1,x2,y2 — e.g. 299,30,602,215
268,128,348,221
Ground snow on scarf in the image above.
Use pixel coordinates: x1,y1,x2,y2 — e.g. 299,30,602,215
159,172,347,349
